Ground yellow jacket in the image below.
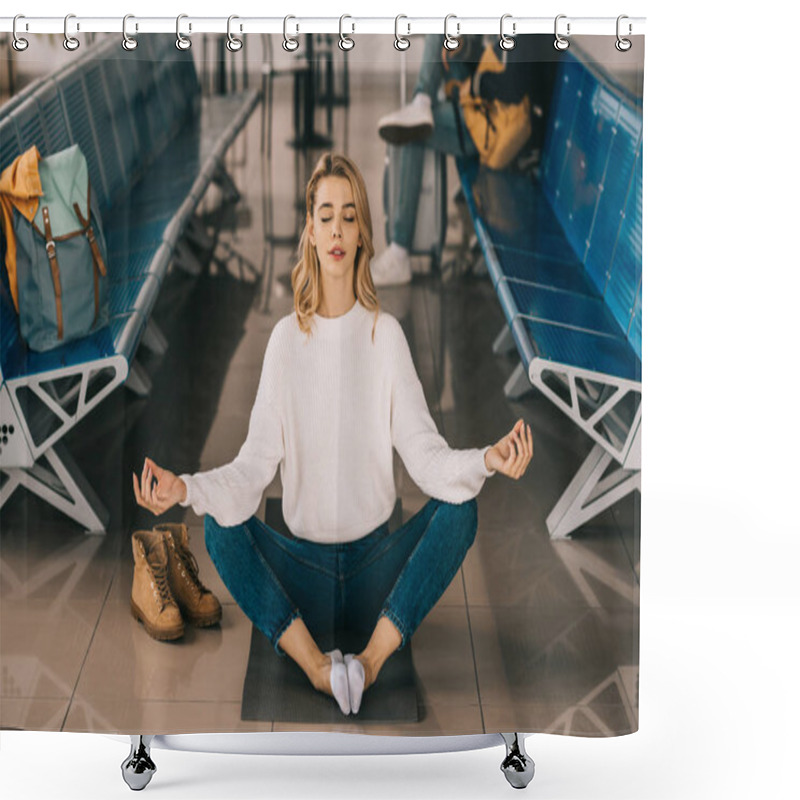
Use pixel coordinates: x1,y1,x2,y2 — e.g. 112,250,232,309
0,146,43,311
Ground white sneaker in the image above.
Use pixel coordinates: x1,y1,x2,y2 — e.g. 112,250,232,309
371,244,412,287
378,94,434,145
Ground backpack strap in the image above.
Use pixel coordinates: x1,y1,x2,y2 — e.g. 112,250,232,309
41,205,64,341
73,199,107,277
73,198,106,325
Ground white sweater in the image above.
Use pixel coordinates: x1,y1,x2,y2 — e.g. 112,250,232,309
180,301,495,543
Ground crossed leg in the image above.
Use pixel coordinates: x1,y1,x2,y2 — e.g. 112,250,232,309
206,498,477,713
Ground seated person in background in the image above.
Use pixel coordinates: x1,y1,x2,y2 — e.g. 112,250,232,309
372,34,557,287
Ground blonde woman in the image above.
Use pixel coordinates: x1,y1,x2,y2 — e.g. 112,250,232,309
134,152,533,716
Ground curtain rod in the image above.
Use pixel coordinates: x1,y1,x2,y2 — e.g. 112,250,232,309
0,16,646,37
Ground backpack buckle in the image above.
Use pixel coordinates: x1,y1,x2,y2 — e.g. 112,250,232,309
45,240,57,259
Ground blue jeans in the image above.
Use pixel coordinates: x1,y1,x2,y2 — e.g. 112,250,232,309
392,35,479,249
205,497,478,655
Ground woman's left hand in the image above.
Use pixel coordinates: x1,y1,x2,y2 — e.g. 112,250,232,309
485,418,533,480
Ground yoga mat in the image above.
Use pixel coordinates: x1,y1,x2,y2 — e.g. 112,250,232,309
240,497,417,723
241,627,419,724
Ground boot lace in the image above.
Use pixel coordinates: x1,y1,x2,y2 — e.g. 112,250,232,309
175,544,209,597
151,561,175,610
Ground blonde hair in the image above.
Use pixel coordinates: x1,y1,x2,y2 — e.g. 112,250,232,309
291,152,380,338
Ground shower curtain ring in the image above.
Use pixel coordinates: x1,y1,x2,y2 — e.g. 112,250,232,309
394,15,410,51
499,14,516,51
176,14,191,50
339,15,354,51
226,15,243,52
282,16,299,52
122,14,138,51
443,14,460,51
616,15,632,51
12,15,29,51
63,13,80,51
554,14,570,51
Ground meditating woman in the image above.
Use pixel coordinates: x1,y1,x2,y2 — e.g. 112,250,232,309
133,152,533,716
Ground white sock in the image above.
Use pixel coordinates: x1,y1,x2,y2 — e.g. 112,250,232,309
326,650,351,715
344,654,366,715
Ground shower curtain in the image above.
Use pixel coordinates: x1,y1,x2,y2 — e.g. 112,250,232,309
0,28,643,741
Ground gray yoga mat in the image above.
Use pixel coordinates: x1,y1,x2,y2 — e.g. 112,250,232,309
241,627,419,724
240,497,418,724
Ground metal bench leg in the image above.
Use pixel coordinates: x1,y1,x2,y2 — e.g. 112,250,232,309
3,440,109,534
504,362,532,400
125,360,152,397
121,735,156,791
140,320,168,356
212,165,241,204
493,324,516,356
173,239,204,276
547,442,641,539
0,470,23,508
500,733,535,789
184,215,215,252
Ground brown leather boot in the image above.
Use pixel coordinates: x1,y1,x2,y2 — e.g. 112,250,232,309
155,523,222,628
131,531,185,641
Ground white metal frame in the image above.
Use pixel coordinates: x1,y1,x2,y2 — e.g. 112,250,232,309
2,356,128,465
492,321,641,539
0,355,128,532
527,358,641,539
546,666,638,736
1,441,112,533
528,359,641,466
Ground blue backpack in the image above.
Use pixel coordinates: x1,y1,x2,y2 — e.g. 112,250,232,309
5,144,109,352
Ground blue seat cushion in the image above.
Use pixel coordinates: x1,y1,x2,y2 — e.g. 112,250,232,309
103,91,256,258
1,304,141,383
458,158,580,265
489,247,598,297
505,278,623,338
102,122,202,250
524,317,641,383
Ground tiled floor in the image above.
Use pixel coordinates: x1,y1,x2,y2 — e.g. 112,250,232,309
0,60,639,737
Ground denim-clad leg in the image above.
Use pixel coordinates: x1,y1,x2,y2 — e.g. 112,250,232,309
342,498,478,648
204,515,339,655
205,498,478,656
414,34,447,99
391,37,479,249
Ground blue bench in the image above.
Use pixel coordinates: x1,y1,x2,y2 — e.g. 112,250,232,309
0,34,260,533
457,51,642,539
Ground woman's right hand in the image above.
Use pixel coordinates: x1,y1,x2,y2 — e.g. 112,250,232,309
133,457,187,516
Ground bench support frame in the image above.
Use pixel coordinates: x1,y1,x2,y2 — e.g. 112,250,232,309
529,359,641,466
528,358,641,539
493,324,517,357
125,359,153,397
2,440,110,534
3,356,128,465
0,356,128,533
504,362,531,400
141,319,168,357
546,438,640,539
